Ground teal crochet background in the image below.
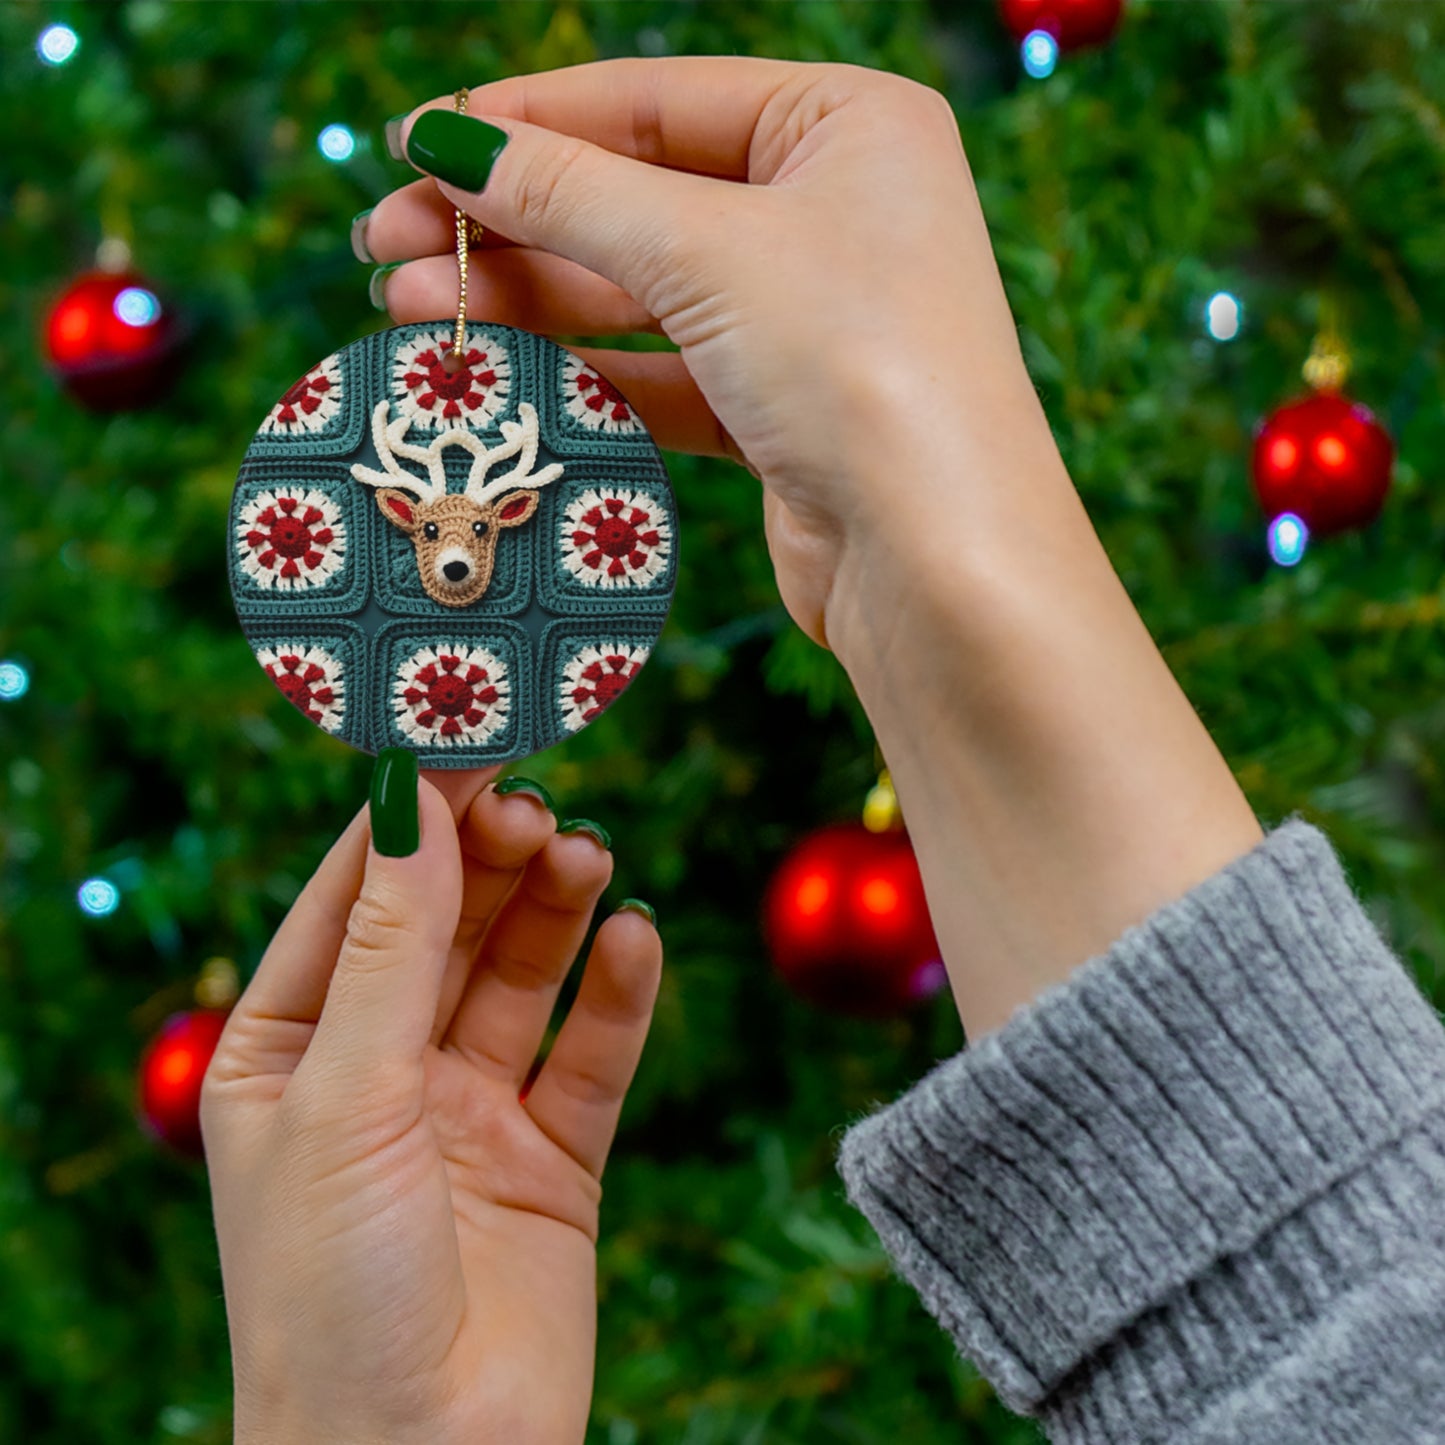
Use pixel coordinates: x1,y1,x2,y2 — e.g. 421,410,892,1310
228,321,677,765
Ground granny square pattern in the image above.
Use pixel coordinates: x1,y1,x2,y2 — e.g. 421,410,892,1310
229,323,676,765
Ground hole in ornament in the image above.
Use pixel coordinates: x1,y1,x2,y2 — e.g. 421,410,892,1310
443,349,466,374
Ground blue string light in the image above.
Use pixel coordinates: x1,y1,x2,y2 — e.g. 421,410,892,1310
1205,291,1242,342
37,24,79,66
78,878,121,918
318,124,356,162
0,660,29,701
1267,512,1309,567
114,287,162,327
1021,30,1059,79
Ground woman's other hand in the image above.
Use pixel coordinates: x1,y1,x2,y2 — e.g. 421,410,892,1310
201,762,661,1445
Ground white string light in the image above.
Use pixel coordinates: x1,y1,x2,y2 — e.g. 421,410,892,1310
77,878,121,918
317,124,356,163
0,660,29,701
1022,30,1059,79
37,24,79,66
1267,512,1308,567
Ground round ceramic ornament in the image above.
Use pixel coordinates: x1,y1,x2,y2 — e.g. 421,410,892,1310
227,320,676,766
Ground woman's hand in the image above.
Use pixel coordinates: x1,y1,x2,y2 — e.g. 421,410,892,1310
363,56,1040,653
201,763,661,1445
363,57,1261,1042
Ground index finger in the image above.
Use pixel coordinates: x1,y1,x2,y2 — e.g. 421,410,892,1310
404,54,810,183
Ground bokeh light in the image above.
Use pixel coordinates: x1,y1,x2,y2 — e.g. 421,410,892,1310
77,878,121,918
1205,291,1242,341
1267,512,1309,567
0,660,29,701
317,124,356,162
114,287,162,328
37,24,79,66
1021,30,1059,79
1267,436,1299,476
794,872,831,918
859,876,900,918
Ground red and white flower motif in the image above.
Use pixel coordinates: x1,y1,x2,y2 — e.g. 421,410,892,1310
562,356,642,434
391,328,511,429
237,488,346,590
393,644,510,746
259,353,342,436
561,488,671,588
254,643,345,733
560,643,650,732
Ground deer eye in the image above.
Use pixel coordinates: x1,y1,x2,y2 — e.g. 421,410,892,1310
423,522,439,541
472,520,490,538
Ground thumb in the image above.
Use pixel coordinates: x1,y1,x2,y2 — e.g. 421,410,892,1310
302,752,462,1091
398,105,746,318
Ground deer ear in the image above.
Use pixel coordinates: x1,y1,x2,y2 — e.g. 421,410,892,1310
494,490,539,528
376,489,419,534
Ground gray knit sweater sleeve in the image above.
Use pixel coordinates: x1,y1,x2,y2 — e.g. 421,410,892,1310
836,820,1445,1443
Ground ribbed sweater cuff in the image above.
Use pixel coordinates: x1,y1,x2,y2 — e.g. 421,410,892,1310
836,819,1445,1431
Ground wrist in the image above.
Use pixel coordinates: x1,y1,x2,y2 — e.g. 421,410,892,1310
822,412,1261,1039
821,347,1075,662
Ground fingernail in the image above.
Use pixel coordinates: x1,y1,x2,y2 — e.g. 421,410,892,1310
405,110,510,192
350,208,375,264
370,748,419,857
384,113,409,162
369,261,403,311
494,775,556,813
558,818,611,851
617,897,656,926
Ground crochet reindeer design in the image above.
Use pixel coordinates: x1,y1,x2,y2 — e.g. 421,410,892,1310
350,401,564,608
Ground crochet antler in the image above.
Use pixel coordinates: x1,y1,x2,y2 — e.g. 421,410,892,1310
348,401,566,610
350,401,562,503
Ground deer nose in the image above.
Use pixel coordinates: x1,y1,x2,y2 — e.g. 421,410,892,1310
442,560,471,583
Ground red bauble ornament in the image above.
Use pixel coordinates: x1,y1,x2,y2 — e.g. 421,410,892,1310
44,269,181,410
998,0,1124,49
763,822,945,1017
137,1009,230,1158
1251,392,1394,537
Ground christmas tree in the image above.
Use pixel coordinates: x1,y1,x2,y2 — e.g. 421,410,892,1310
2,3,1443,1441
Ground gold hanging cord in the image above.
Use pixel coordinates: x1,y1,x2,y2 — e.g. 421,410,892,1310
1302,293,1350,393
446,88,487,372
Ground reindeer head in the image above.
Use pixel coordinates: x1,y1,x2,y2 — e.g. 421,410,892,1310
350,401,564,608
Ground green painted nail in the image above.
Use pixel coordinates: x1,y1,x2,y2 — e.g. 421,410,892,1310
405,110,510,192
617,898,656,926
368,261,403,311
350,208,375,264
384,113,409,162
494,776,556,813
370,748,419,857
558,818,611,851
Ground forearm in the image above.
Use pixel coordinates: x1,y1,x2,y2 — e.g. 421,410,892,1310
825,379,1261,1040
